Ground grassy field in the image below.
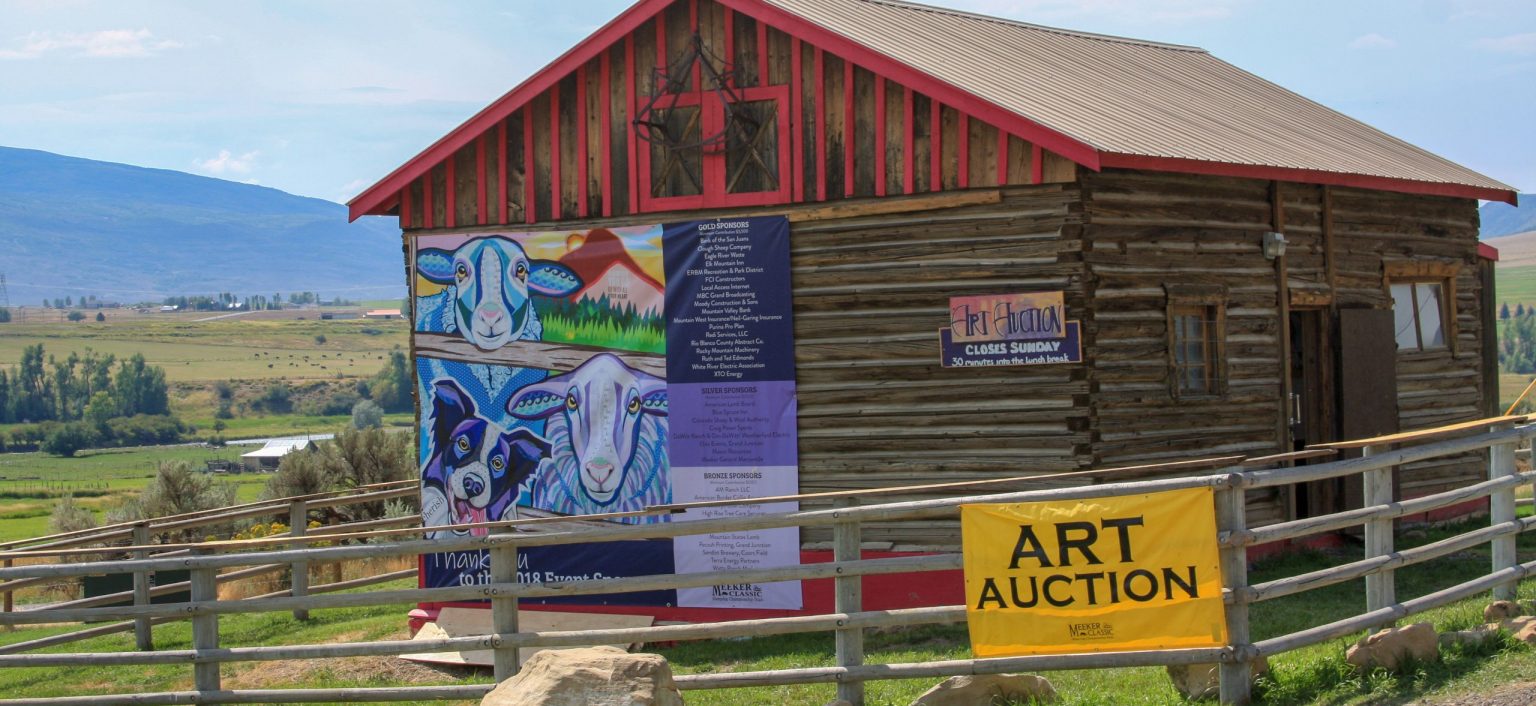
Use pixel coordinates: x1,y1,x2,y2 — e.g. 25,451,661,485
1496,264,1536,310
0,521,1530,704
0,313,408,384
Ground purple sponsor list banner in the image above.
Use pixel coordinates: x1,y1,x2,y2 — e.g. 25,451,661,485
663,216,802,610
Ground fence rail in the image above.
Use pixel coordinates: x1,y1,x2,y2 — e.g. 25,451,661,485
0,418,1530,705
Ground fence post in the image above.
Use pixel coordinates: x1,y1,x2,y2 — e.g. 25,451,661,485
189,548,220,694
2,557,11,632
834,498,865,706
1361,443,1395,625
1490,424,1519,601
289,499,309,621
132,522,153,651
1217,482,1251,706
490,529,519,683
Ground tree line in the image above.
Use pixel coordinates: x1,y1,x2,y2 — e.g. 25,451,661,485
0,344,179,456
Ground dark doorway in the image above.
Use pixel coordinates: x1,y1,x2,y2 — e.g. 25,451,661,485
1290,309,1338,518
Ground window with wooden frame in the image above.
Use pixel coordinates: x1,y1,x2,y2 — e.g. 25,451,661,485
1166,286,1227,399
637,84,791,212
1386,262,1458,353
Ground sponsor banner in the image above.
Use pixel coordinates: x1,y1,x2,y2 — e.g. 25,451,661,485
664,216,802,610
940,322,1082,368
412,217,799,609
962,488,1226,657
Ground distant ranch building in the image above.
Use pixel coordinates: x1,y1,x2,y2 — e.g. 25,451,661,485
239,439,313,471
364,309,402,320
352,0,1516,541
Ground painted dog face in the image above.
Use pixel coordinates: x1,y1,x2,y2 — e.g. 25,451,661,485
427,380,547,534
508,354,667,507
416,236,581,350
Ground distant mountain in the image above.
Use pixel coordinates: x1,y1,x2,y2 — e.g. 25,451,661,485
558,229,664,316
1481,194,1536,239
0,146,403,303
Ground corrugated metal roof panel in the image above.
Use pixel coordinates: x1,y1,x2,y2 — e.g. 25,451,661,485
762,0,1513,194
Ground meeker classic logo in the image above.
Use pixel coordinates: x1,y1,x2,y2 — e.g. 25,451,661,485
1068,622,1115,640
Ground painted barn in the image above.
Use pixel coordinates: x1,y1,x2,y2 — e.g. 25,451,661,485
352,0,1517,545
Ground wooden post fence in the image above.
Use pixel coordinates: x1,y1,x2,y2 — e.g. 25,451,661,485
132,523,152,651
1490,423,1519,601
290,499,310,621
834,497,864,706
1361,443,1395,625
189,548,220,692
491,529,519,683
1217,481,1251,706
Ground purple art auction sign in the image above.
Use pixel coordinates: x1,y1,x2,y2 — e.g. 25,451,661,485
664,216,802,610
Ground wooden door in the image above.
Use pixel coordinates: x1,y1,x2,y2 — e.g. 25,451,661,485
1334,307,1401,515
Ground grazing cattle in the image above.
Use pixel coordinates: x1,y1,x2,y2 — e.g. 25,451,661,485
415,236,583,350
508,354,669,523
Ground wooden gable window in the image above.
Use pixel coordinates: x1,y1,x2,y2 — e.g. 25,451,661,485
1166,286,1227,399
638,84,791,212
1385,261,1458,354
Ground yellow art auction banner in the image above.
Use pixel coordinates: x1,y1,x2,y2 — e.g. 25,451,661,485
962,487,1227,657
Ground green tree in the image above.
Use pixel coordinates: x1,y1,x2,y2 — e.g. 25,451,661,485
94,312,105,322
112,354,169,417
0,308,11,323
41,421,98,457
65,311,85,322
264,428,413,521
370,350,413,413
351,399,384,429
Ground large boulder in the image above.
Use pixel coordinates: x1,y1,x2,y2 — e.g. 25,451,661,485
1166,657,1269,700
1485,600,1523,623
910,674,1058,705
481,646,684,706
1439,627,1501,650
1345,623,1439,673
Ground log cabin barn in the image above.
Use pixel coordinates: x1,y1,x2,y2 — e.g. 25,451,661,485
350,0,1518,551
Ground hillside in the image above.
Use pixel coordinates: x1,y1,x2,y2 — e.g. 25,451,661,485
1481,194,1536,239
0,146,402,303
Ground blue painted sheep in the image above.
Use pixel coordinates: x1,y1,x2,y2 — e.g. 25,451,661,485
416,236,583,350
507,354,669,523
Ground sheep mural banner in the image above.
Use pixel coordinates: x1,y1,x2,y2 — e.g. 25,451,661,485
412,217,801,611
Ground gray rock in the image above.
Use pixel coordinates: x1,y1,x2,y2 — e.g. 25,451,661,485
1166,657,1269,700
481,646,684,706
909,674,1058,705
1345,623,1439,673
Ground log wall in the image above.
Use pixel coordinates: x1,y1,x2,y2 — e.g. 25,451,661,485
1079,169,1487,521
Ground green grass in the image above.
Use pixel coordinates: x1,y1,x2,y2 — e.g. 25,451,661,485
0,522,1530,704
540,314,666,354
0,445,273,542
0,315,407,383
1496,265,1536,310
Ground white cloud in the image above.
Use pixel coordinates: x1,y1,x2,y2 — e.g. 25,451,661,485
0,29,182,60
1348,33,1397,50
193,149,260,175
1474,32,1536,55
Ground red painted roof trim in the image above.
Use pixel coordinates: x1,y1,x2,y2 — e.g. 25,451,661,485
348,0,676,221
1479,242,1500,262
1100,153,1518,205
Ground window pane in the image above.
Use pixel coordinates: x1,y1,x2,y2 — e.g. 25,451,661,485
1390,283,1419,350
648,106,703,198
1416,283,1445,348
725,100,780,194
1170,308,1216,396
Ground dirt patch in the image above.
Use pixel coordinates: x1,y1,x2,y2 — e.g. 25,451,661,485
223,654,475,689
1415,681,1536,706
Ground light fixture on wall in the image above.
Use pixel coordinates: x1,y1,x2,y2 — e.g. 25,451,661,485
1263,231,1288,260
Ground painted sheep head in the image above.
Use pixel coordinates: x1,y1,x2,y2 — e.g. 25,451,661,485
429,379,548,532
416,236,582,350
507,354,667,507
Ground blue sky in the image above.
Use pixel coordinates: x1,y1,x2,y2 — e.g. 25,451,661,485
0,0,1532,204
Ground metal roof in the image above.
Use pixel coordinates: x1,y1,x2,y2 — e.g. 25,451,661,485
240,439,312,459
349,0,1516,217
763,0,1514,199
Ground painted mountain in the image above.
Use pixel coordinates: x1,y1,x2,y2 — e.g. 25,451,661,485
559,228,665,317
532,228,666,355
0,146,403,303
